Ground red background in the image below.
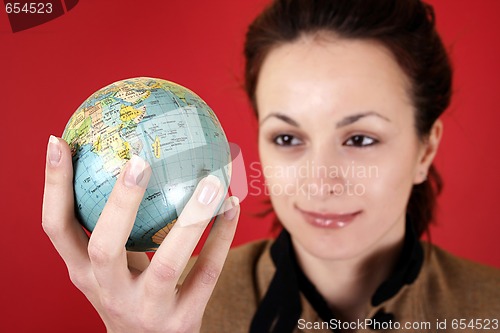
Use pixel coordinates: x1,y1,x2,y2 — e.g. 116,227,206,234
1,1,499,331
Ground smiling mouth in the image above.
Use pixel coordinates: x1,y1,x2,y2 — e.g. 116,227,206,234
295,205,362,229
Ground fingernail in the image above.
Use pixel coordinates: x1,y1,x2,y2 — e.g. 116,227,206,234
197,175,221,205
124,155,148,188
224,196,240,221
48,135,61,166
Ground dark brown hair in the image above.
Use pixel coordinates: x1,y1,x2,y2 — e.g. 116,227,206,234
244,0,451,237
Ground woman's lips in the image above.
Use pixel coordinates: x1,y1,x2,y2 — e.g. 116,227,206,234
296,206,362,229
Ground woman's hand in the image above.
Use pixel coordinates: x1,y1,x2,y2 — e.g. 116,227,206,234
42,136,240,333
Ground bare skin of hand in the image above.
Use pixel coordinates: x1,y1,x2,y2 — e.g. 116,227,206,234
42,136,240,333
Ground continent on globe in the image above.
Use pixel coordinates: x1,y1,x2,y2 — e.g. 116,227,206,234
63,77,232,251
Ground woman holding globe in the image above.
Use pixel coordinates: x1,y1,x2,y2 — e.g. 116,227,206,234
42,0,500,332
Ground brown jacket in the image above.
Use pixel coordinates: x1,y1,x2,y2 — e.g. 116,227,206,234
186,240,500,332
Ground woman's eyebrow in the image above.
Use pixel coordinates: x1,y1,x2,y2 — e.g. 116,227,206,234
259,111,390,128
259,113,300,127
336,111,391,128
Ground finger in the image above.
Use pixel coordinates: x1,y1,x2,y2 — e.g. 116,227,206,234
178,196,240,313
42,135,91,275
88,155,151,291
142,175,225,298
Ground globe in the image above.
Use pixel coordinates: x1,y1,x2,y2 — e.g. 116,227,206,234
62,77,232,251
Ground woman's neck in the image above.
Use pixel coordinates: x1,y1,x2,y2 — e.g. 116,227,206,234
292,218,406,322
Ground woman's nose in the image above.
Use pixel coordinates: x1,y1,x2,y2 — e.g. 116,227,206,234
298,149,347,199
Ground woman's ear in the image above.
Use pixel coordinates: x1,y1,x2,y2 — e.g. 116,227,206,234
414,119,443,184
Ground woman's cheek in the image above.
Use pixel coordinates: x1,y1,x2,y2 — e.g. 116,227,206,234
262,162,298,199
362,160,415,213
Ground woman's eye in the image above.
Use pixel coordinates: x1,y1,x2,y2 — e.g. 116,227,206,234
344,135,378,147
273,134,302,146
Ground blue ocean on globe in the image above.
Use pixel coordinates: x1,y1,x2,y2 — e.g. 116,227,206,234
63,77,231,251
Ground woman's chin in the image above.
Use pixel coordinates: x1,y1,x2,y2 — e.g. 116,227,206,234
290,231,369,262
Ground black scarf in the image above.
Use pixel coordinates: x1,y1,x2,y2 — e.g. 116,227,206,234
250,216,424,332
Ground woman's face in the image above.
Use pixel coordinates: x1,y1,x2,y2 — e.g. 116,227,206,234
256,33,441,261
